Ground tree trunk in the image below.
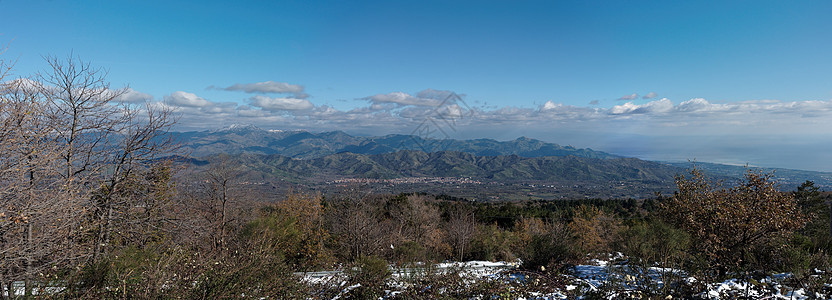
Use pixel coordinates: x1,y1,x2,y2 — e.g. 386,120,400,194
220,182,227,250
24,222,32,297
94,200,114,261
103,204,114,255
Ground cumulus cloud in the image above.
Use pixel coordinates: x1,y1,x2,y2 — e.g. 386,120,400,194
363,89,468,108
364,91,443,107
541,101,562,110
676,98,720,112
642,92,658,99
164,91,213,107
618,93,639,101
218,81,307,98
248,95,314,111
610,98,673,115
116,88,153,103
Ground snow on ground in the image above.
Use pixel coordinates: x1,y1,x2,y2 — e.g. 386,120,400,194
571,255,813,300
703,275,809,300
298,256,824,299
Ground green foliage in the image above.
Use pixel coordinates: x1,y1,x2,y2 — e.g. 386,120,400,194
241,209,297,261
514,217,577,270
64,242,306,298
242,192,333,271
793,181,832,253
468,223,515,261
619,219,689,265
346,255,392,299
188,254,303,299
616,219,691,296
393,241,427,265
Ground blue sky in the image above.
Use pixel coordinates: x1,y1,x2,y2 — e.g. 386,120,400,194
3,1,832,171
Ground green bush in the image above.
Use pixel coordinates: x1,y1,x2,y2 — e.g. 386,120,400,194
468,223,515,262
619,219,689,265
346,255,392,299
617,219,691,297
393,241,427,265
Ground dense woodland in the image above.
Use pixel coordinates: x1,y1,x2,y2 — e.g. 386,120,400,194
3,56,832,299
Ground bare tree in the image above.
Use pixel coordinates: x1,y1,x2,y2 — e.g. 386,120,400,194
0,70,86,297
199,154,243,251
446,204,476,261
35,54,179,260
0,54,179,296
326,195,389,261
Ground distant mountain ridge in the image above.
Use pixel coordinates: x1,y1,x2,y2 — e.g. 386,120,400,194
216,150,679,184
174,125,832,191
175,125,618,160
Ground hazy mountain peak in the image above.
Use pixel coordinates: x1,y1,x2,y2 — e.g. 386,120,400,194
214,123,262,133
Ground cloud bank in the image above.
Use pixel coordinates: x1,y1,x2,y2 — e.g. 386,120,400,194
215,81,308,98
130,85,832,171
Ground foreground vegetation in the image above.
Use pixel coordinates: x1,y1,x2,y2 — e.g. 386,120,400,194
3,55,832,298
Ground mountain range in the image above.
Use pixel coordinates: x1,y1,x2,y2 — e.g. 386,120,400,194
175,124,618,160
174,125,832,193
224,150,677,183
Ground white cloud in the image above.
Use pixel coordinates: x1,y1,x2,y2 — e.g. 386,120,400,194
610,98,673,115
248,95,314,111
116,88,153,103
365,91,443,106
676,98,720,112
164,91,213,107
541,101,561,110
642,92,658,99
363,89,469,108
220,81,307,98
618,93,639,101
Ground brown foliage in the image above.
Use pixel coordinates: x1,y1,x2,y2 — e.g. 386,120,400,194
274,191,333,270
568,205,622,256
388,195,450,259
661,168,806,277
